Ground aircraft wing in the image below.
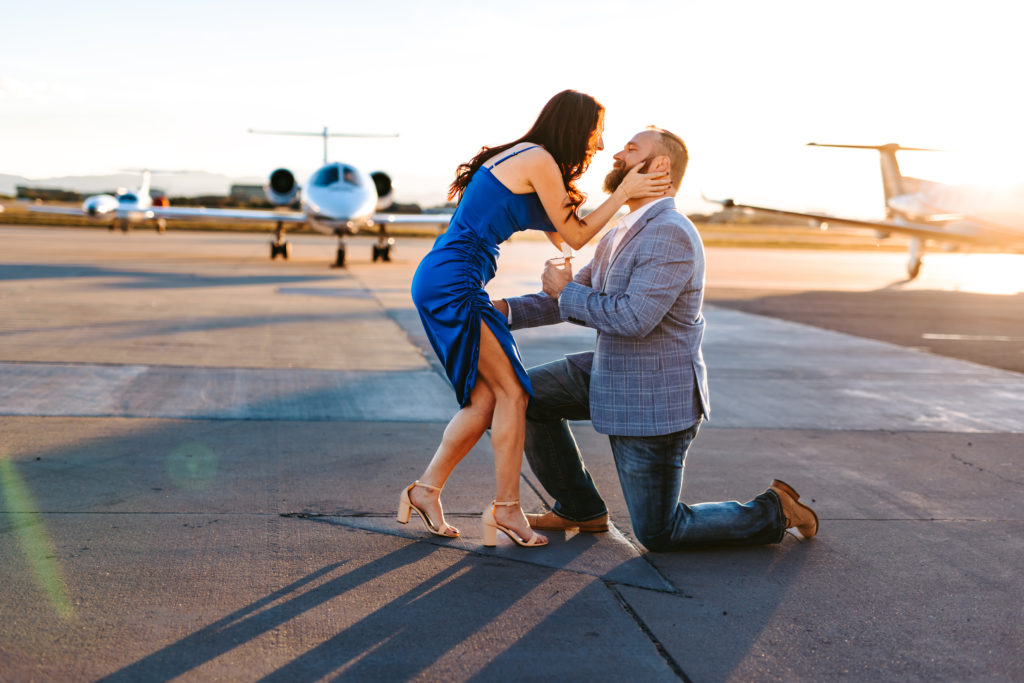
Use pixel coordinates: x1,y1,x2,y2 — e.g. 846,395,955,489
373,212,452,228
714,199,986,244
150,206,307,223
27,205,96,217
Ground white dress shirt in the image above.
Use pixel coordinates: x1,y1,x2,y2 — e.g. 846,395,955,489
607,197,673,259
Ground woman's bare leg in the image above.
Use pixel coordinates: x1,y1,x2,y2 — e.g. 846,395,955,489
476,321,547,544
409,368,496,534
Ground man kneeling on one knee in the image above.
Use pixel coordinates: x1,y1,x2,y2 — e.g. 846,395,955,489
494,127,818,550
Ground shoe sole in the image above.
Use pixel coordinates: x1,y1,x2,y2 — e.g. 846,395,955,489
527,515,609,533
531,524,609,533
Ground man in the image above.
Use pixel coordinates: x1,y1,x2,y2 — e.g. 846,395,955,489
495,127,818,551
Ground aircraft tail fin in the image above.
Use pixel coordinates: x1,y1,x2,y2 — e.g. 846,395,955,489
138,170,151,197
249,127,399,164
807,143,938,214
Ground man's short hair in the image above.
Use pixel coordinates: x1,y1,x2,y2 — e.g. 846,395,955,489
646,126,688,191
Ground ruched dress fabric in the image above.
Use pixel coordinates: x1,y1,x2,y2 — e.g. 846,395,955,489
412,147,555,407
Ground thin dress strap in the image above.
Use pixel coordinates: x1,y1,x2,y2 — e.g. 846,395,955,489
488,145,539,168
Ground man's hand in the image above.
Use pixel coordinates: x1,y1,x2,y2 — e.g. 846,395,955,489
542,258,573,298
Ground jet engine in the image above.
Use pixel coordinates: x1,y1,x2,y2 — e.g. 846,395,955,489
371,171,394,211
82,194,119,217
265,168,300,206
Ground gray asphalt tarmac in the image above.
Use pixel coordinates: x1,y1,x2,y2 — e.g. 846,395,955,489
1,226,1021,682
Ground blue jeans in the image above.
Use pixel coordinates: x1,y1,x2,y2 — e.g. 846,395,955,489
524,358,785,551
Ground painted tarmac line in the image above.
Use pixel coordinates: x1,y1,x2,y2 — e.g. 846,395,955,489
0,362,460,422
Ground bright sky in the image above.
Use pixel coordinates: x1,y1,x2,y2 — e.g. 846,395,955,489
2,0,1022,216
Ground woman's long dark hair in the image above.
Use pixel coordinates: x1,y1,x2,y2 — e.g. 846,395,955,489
448,90,604,219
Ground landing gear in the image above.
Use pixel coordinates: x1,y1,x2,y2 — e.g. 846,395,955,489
155,218,167,234
907,257,921,280
270,241,291,259
332,243,347,268
270,220,290,260
371,225,394,262
906,237,923,280
331,222,358,268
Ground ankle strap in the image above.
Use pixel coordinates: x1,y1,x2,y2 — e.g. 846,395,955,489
413,480,443,493
492,499,519,507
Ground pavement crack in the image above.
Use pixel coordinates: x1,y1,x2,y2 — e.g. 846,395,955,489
606,581,692,682
950,452,1024,486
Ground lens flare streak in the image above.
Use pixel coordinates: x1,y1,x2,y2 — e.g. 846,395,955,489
0,452,73,619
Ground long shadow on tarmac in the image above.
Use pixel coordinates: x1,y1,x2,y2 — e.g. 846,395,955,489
0,311,388,341
96,539,629,681
0,264,338,289
4,413,815,681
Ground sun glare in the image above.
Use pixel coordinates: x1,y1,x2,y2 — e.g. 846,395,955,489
946,254,1024,296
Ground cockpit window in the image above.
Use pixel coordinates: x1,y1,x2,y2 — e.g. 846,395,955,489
119,193,137,203
311,163,360,187
311,165,340,187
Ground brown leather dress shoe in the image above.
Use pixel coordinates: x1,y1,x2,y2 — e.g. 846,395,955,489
526,510,609,533
770,479,819,538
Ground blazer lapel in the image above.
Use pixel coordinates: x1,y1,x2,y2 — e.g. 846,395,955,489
593,232,614,290
606,199,676,272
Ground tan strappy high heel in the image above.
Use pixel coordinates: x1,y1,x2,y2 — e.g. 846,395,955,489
397,481,459,538
482,500,548,547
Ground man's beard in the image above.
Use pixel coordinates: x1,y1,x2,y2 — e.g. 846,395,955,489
603,156,654,194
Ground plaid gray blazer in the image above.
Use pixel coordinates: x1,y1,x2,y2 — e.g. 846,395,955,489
507,198,710,436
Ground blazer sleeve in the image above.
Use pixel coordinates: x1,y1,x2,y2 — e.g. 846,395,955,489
557,223,695,338
506,257,596,331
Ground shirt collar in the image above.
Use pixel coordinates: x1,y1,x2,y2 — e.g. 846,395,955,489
620,196,672,230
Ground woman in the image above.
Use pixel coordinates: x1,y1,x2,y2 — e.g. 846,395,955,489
399,90,670,547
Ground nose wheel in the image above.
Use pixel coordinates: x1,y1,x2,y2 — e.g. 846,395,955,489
331,231,348,268
906,237,923,279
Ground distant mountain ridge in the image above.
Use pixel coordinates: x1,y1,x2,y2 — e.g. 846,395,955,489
0,171,265,198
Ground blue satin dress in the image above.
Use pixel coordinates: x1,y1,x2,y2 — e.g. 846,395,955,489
412,146,555,407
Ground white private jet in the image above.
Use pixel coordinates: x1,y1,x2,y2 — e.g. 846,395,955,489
29,128,452,266
28,169,172,233
714,143,1024,279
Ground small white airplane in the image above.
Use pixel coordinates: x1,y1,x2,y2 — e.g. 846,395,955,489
29,127,452,266
28,169,172,233
714,143,1024,279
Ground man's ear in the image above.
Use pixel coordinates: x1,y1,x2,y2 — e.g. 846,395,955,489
653,155,671,174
